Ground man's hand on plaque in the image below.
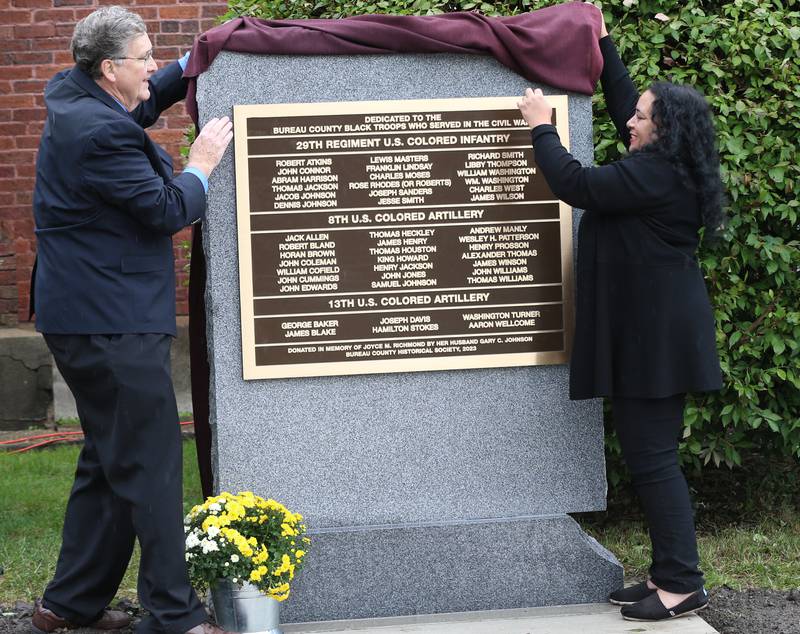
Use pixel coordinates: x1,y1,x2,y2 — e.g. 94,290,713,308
517,88,553,129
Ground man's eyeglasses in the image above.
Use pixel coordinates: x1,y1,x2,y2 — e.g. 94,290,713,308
115,50,154,66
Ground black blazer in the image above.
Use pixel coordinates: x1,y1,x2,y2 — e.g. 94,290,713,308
532,36,722,399
32,61,206,336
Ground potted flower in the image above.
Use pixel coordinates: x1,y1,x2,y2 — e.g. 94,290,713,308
184,491,310,634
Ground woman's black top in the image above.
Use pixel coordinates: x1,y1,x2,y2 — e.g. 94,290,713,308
531,36,723,400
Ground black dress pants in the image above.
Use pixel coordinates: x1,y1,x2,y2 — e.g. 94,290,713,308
42,334,207,634
611,394,705,594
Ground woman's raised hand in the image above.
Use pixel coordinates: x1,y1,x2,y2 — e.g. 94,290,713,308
517,88,553,129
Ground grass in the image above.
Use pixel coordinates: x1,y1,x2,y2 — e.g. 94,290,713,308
1,442,799,604
582,516,800,590
0,441,204,604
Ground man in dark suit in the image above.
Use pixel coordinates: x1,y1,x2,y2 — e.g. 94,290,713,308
30,7,233,634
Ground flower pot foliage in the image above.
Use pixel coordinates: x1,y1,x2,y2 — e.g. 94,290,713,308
184,491,309,602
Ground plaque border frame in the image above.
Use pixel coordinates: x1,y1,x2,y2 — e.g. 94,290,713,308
233,96,573,380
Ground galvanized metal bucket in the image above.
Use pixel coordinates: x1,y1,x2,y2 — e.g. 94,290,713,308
210,580,282,634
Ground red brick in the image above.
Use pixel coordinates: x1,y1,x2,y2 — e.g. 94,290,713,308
15,251,34,266
1,152,35,167
1,39,32,53
0,177,28,190
159,5,199,19
0,94,34,108
14,23,56,37
53,51,73,64
54,24,75,36
13,108,45,122
160,19,179,33
15,190,32,204
201,4,227,18
12,0,52,7
0,269,15,284
199,18,217,31
25,121,43,136
154,32,193,46
12,51,54,64
32,8,76,21
11,217,34,234
0,192,12,203
154,46,180,60
0,110,11,122
15,136,40,149
178,19,199,33
132,6,159,19
0,166,13,178
12,79,46,92
0,207,29,221
0,66,35,80
36,36,71,51
53,0,91,6
166,113,191,129
0,122,26,135
0,80,11,93
0,139,13,151
0,8,31,23
33,63,66,78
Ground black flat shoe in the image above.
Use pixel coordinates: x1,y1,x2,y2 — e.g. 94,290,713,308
621,588,709,621
608,581,657,606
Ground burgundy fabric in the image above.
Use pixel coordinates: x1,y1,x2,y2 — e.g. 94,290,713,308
186,4,602,494
188,223,213,499
184,4,603,122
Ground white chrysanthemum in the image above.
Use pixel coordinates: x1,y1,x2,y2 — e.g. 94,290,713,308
185,531,202,549
208,503,222,513
185,552,193,561
622,0,636,7
200,538,220,554
231,554,240,563
207,525,221,538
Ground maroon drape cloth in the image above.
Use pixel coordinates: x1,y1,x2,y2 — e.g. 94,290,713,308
184,4,603,123
187,4,603,497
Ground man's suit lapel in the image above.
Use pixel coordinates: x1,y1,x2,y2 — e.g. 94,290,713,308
67,66,129,115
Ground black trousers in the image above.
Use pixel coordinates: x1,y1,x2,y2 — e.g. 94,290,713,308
42,334,207,634
612,394,704,594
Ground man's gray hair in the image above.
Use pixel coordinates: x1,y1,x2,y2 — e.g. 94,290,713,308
71,6,147,79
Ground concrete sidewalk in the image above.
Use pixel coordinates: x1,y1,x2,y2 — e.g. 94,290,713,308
282,604,717,634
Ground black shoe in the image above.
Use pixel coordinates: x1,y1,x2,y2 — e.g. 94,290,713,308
608,581,657,606
621,588,709,621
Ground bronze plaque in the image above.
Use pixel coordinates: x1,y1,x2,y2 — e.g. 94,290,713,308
234,97,573,379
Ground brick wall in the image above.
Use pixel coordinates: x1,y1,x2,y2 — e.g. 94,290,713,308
0,0,228,322
0,235,18,326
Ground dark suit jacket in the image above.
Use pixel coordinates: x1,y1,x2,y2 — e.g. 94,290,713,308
32,61,205,336
532,37,723,399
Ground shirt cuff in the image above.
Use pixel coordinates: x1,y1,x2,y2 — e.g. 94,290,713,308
184,167,208,193
178,52,190,71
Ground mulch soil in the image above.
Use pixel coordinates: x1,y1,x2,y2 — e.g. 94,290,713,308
2,588,799,634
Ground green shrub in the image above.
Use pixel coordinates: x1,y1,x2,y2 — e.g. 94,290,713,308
219,0,800,481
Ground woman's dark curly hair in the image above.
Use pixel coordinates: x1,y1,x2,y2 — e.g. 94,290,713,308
640,81,726,236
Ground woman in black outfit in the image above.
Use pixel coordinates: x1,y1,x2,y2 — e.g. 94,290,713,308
518,13,724,622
